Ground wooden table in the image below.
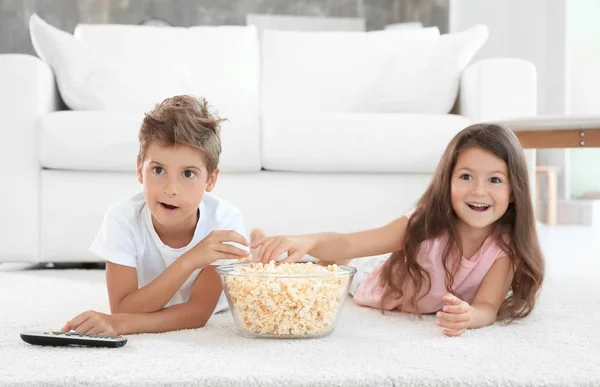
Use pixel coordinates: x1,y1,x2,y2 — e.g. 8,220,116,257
495,115,600,225
496,115,600,149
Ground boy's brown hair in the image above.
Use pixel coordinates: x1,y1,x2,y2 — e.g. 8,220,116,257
138,95,225,176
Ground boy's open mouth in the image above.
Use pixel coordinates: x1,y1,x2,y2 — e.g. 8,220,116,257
467,202,490,212
160,202,179,210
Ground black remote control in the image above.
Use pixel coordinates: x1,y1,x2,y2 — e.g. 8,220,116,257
20,331,128,348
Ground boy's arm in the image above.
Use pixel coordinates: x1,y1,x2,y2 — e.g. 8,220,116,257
468,255,514,329
107,257,198,314
114,265,223,334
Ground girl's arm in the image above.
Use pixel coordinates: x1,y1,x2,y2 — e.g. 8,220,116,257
468,255,514,329
253,215,409,264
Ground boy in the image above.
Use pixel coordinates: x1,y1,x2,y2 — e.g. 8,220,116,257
61,95,250,336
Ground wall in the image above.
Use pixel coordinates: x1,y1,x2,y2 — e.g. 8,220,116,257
0,0,450,55
566,0,600,198
449,0,567,116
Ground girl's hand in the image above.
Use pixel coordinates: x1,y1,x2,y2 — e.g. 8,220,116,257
436,293,472,337
61,310,120,336
250,228,314,264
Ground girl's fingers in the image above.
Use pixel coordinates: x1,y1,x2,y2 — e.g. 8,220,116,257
442,293,462,305
262,240,283,263
279,250,303,264
436,311,466,323
250,228,265,246
442,328,465,337
61,322,71,332
442,304,466,314
436,319,466,330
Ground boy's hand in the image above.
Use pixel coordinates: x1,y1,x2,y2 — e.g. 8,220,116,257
61,310,120,336
190,230,249,268
250,228,314,264
436,293,472,337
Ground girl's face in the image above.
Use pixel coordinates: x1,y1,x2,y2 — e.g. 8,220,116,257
450,147,512,234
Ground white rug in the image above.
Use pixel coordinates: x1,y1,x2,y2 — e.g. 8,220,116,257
1,260,599,387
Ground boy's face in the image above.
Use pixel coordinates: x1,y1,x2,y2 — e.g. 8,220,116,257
137,143,218,230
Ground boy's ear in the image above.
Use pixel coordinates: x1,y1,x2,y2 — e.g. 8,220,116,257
205,168,220,192
136,158,143,184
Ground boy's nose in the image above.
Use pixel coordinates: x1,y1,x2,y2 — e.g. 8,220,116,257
164,179,178,196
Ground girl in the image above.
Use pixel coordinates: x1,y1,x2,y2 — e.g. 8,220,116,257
251,123,545,337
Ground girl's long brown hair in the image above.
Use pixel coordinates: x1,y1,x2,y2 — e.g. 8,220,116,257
379,123,544,321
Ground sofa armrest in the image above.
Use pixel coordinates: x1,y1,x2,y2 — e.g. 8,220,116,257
457,58,537,122
0,54,60,262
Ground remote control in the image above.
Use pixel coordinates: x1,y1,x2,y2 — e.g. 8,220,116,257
20,331,128,348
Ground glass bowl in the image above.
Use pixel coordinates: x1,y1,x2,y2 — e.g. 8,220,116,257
215,262,357,339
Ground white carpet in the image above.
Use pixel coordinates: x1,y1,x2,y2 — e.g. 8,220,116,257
1,225,600,386
1,260,599,387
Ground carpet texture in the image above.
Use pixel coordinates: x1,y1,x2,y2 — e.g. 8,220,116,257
1,266,599,387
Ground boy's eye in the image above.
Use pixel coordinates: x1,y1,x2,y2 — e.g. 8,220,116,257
183,170,196,178
490,177,502,184
152,167,164,175
459,174,472,181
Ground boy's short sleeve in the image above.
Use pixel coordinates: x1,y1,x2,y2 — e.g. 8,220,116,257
211,210,248,266
89,208,137,268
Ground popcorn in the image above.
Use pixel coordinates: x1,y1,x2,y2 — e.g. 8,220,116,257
223,262,350,337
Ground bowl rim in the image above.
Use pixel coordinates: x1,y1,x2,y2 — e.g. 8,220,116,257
215,263,357,278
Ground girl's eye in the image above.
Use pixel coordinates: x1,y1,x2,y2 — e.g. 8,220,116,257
152,167,164,175
459,174,472,181
183,170,196,178
490,177,502,184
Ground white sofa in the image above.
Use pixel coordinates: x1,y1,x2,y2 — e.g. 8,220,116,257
0,16,537,263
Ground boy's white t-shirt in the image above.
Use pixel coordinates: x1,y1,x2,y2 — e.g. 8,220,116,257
89,191,247,313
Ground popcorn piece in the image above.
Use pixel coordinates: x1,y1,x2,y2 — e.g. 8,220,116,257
236,253,253,264
223,262,349,336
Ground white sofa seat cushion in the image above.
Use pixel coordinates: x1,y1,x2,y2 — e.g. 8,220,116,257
261,113,472,173
39,111,261,172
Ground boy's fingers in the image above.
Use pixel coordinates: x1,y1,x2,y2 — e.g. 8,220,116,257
214,230,248,246
69,311,91,330
217,244,249,258
61,322,71,332
74,318,95,334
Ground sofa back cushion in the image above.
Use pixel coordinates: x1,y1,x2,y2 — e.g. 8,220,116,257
260,26,488,115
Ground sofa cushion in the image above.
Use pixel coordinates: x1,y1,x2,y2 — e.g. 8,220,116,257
261,113,472,173
29,14,260,117
261,26,487,115
39,111,261,172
